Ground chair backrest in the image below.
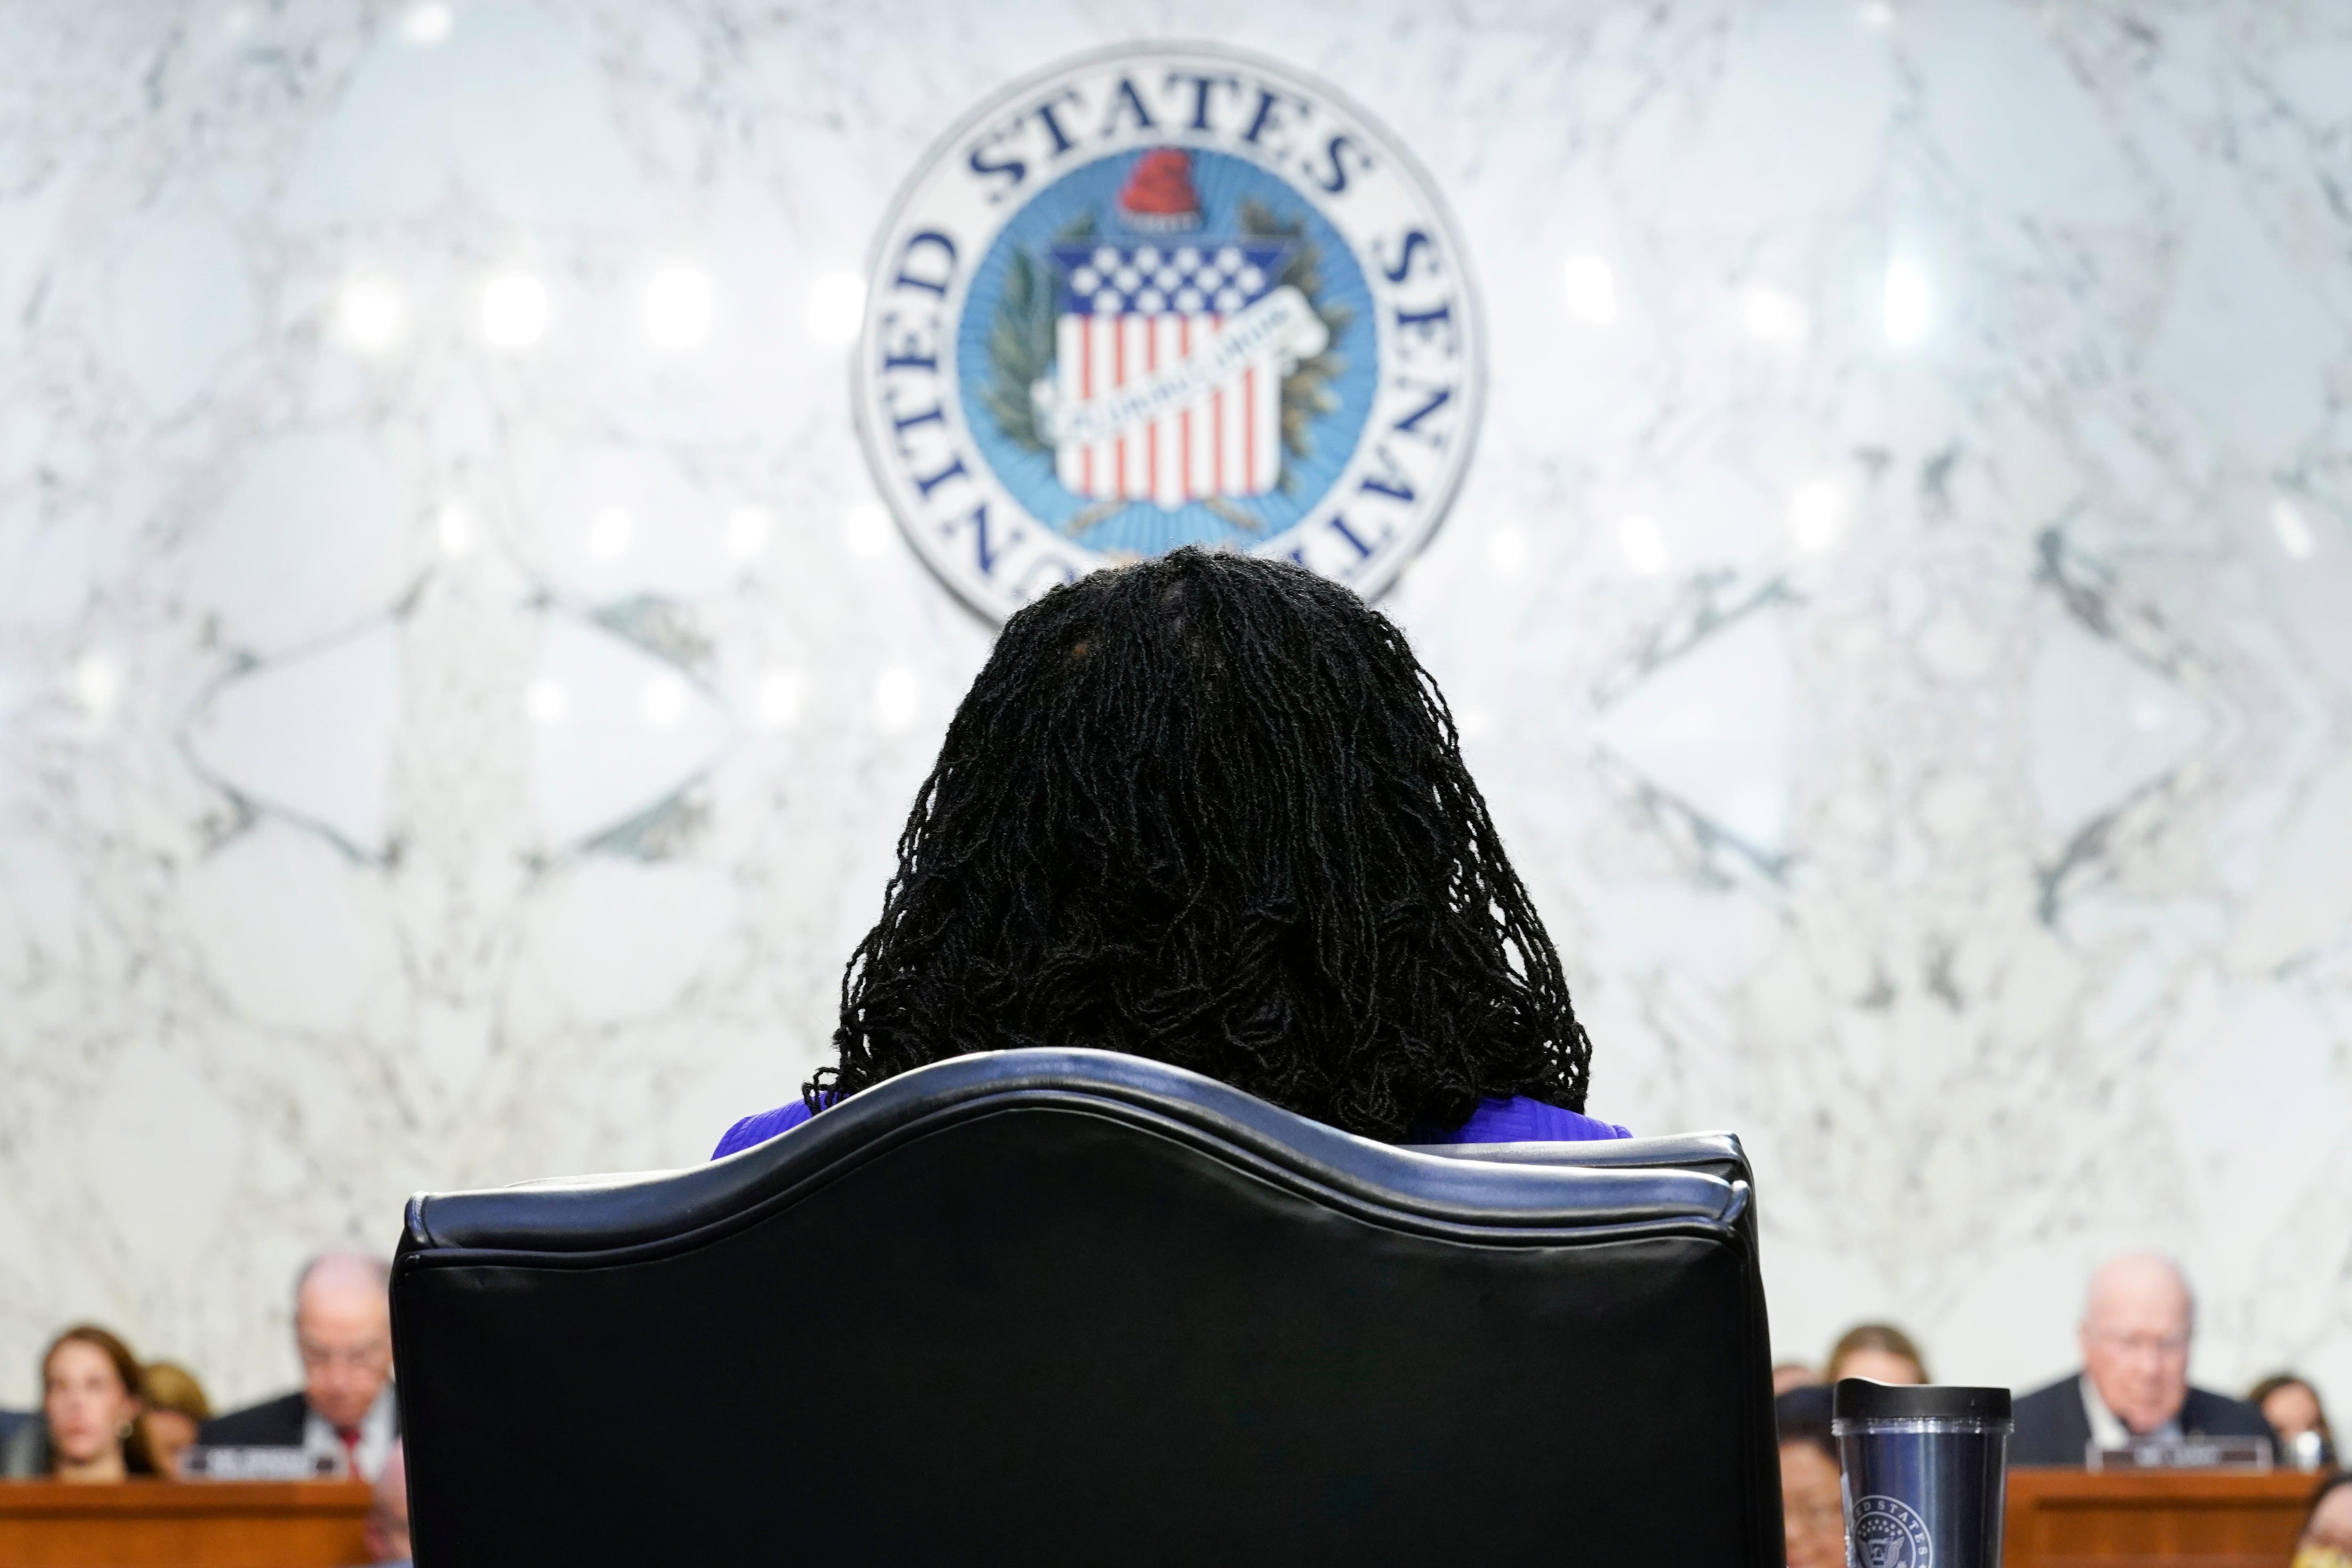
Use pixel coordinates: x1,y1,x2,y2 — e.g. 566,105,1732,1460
392,1049,1782,1565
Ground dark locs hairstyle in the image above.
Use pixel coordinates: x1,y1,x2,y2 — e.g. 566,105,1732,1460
808,547,1594,1142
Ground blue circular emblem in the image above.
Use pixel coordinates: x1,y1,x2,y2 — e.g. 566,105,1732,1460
1851,1494,1933,1568
854,45,1485,621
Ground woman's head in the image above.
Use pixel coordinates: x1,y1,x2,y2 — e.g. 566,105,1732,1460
1775,1385,1842,1568
815,548,1593,1142
42,1325,147,1476
138,1361,212,1477
2251,1374,2332,1448
1827,1323,1930,1386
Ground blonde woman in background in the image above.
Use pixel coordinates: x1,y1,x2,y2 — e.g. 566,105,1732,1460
138,1362,213,1479
1827,1323,1930,1385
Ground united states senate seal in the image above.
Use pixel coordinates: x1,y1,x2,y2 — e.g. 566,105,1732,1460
1850,1493,1934,1568
853,44,1484,622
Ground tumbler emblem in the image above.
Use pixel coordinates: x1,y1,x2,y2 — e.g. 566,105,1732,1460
854,44,1485,621
1851,1493,1934,1568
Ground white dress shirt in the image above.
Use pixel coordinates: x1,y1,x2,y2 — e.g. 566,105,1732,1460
301,1383,397,1482
2080,1372,2179,1449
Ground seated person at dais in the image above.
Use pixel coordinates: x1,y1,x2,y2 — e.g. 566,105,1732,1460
1775,1384,1844,1568
0,1325,156,1480
2295,1473,2352,1568
2010,1250,2274,1465
717,549,1627,1156
1827,1322,1930,1386
1773,1362,1825,1396
365,1440,413,1568
2250,1373,2336,1467
137,1361,212,1479
200,1251,401,1480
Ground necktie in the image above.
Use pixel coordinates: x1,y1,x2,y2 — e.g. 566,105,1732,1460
337,1425,361,1476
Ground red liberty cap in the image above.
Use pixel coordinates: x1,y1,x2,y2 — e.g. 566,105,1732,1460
1118,149,1201,231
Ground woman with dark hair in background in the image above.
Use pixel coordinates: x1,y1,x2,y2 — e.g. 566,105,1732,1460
716,549,1626,1155
2251,1374,2336,1468
0,1325,155,1480
1826,1322,1930,1385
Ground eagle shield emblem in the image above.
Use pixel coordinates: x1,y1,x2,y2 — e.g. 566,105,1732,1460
854,45,1483,621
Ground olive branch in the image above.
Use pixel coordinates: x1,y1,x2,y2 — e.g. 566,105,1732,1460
984,214,1094,454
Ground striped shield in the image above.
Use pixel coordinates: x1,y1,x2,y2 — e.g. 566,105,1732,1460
1045,241,1298,506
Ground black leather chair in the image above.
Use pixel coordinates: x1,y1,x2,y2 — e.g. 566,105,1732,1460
392,1049,1781,1565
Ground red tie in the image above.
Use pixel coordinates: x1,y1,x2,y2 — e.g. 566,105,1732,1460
337,1426,361,1475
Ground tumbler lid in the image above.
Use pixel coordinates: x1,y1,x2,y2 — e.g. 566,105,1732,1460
1833,1379,2012,1422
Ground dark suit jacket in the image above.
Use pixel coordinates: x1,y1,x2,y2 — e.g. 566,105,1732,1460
198,1389,403,1447
2010,1373,2276,1465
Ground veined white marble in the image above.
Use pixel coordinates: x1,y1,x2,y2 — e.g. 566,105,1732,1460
2,0,2349,1412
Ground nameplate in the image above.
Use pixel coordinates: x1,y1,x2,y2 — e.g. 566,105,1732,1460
2086,1435,2273,1472
179,1445,342,1480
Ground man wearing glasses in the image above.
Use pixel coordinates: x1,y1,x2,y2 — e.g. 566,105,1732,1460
200,1251,401,1481
2010,1251,2276,1465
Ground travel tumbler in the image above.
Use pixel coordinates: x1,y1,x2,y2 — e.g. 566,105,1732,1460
1833,1379,2013,1568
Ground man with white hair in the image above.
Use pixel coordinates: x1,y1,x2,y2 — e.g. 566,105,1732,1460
2010,1250,2276,1465
199,1250,402,1481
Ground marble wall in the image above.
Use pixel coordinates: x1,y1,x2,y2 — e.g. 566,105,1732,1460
2,0,2349,1413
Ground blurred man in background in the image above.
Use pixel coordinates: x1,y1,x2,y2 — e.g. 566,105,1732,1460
200,1251,400,1480
2011,1251,2274,1464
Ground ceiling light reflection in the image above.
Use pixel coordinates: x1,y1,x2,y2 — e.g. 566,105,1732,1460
844,501,892,558
1883,261,1930,345
643,677,686,728
587,508,632,560
526,680,567,726
1563,255,1618,324
645,267,712,348
756,669,803,731
727,507,771,559
334,278,403,351
1788,478,1847,552
874,667,916,732
71,653,124,722
1618,514,1669,576
1742,287,1808,347
399,2,454,43
809,273,866,344
481,273,549,347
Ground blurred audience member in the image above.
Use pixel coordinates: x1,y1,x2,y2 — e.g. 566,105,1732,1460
2252,1374,2336,1469
2010,1251,2273,1464
2295,1472,2352,1568
1776,1384,1843,1568
0,1325,156,1480
1828,1323,1930,1385
201,1251,400,1480
137,1362,213,1479
365,1440,412,1567
1774,1361,1825,1396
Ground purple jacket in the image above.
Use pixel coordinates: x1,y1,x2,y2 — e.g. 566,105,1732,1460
713,1092,1628,1160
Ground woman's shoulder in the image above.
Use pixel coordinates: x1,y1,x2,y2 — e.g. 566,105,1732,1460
711,1098,815,1160
1427,1095,1631,1146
